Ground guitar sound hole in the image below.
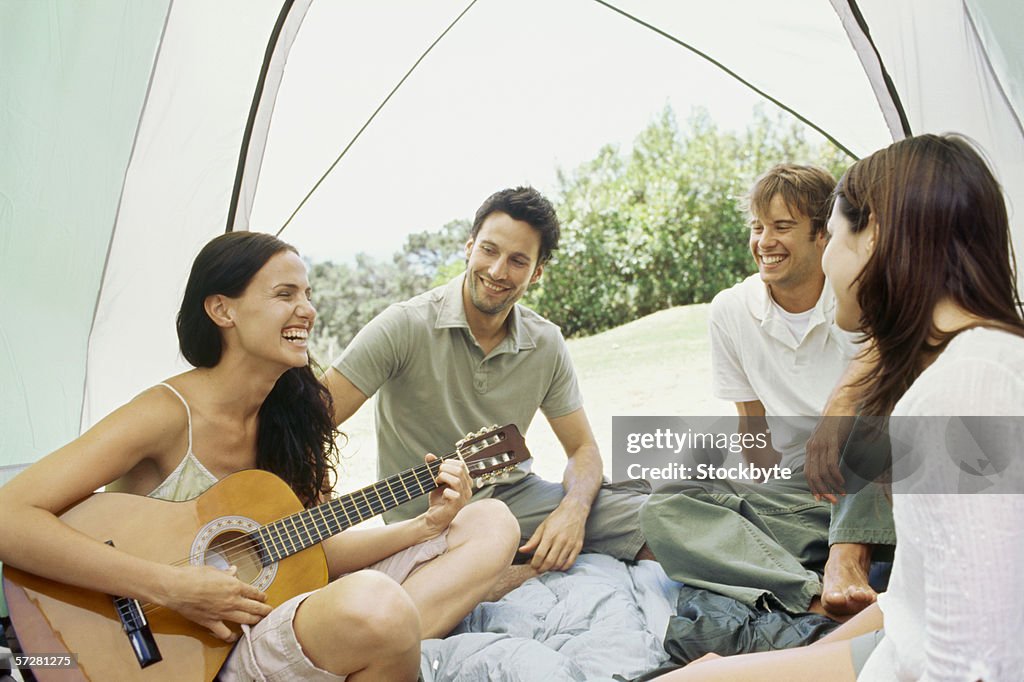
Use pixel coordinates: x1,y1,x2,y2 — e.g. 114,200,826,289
204,531,262,583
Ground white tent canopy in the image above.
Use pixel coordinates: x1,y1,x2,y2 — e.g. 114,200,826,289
2,0,1022,475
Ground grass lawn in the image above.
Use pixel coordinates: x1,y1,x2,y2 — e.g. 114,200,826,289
333,302,732,494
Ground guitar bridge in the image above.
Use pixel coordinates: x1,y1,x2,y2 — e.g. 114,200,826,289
107,540,162,668
112,595,162,668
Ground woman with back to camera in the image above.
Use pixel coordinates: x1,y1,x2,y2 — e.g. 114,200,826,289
0,231,519,681
653,134,1024,680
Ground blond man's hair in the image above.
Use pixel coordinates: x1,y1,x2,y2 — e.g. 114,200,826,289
747,164,836,237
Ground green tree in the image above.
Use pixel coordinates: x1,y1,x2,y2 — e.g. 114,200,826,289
403,218,470,284
529,105,852,336
308,220,470,359
309,104,853,353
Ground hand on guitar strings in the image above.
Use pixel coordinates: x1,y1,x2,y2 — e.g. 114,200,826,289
423,454,473,538
160,563,273,642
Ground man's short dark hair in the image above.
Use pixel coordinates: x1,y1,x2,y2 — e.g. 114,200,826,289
472,186,560,264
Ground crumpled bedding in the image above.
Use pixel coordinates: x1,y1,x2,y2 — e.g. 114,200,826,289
420,555,680,682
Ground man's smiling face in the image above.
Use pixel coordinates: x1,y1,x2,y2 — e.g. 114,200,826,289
463,211,544,317
749,193,827,294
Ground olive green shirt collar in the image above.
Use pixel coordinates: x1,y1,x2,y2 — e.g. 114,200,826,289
434,274,537,352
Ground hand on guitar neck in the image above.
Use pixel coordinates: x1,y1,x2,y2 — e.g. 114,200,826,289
422,453,474,540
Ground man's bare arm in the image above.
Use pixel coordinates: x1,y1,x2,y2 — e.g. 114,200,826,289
552,408,603,512
323,367,370,427
518,408,602,572
735,400,783,468
805,345,878,501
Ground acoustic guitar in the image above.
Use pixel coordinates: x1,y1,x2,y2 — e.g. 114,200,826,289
2,424,529,681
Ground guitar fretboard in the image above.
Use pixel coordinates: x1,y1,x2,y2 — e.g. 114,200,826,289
253,457,451,565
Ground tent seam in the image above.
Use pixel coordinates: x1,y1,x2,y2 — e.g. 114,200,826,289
79,0,176,436
590,0,859,159
275,0,482,237
226,0,301,234
962,0,1024,140
843,0,913,139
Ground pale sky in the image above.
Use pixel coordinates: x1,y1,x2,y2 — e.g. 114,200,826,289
249,0,890,263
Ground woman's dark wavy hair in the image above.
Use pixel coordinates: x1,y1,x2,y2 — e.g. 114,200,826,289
835,133,1024,415
177,232,339,506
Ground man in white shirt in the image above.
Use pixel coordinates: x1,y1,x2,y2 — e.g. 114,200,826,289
641,164,895,617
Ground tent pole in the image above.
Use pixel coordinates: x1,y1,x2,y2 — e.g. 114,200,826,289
591,0,860,158
227,0,311,234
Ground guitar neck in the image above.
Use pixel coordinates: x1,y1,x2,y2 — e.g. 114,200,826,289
254,455,456,565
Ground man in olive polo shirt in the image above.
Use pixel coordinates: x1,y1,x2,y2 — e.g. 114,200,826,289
324,186,650,586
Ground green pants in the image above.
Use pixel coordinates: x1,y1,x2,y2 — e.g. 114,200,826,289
640,471,894,613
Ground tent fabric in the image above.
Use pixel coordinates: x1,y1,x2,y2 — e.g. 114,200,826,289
965,0,1024,135
855,0,1024,275
228,0,314,233
0,0,170,481
80,0,298,439
2,0,1022,475
830,0,912,140
602,1,893,159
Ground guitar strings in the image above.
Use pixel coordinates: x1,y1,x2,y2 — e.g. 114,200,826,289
134,444,489,617
169,456,451,569
139,434,514,616
138,457,450,617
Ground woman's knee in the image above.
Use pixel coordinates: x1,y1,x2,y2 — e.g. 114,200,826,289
321,570,421,650
452,499,520,559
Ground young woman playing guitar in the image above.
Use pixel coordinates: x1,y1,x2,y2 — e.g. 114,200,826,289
0,232,520,681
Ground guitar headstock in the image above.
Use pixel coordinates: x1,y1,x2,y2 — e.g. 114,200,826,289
457,424,531,487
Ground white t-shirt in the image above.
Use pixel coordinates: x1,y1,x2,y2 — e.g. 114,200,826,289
708,274,859,468
772,299,815,344
859,327,1024,681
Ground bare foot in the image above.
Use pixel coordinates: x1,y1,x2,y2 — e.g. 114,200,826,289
485,564,540,602
821,543,877,617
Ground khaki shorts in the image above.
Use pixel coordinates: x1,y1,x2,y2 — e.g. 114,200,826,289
475,473,649,561
218,531,449,682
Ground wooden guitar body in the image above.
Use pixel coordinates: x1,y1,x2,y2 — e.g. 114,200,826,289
3,470,327,681
2,423,528,681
